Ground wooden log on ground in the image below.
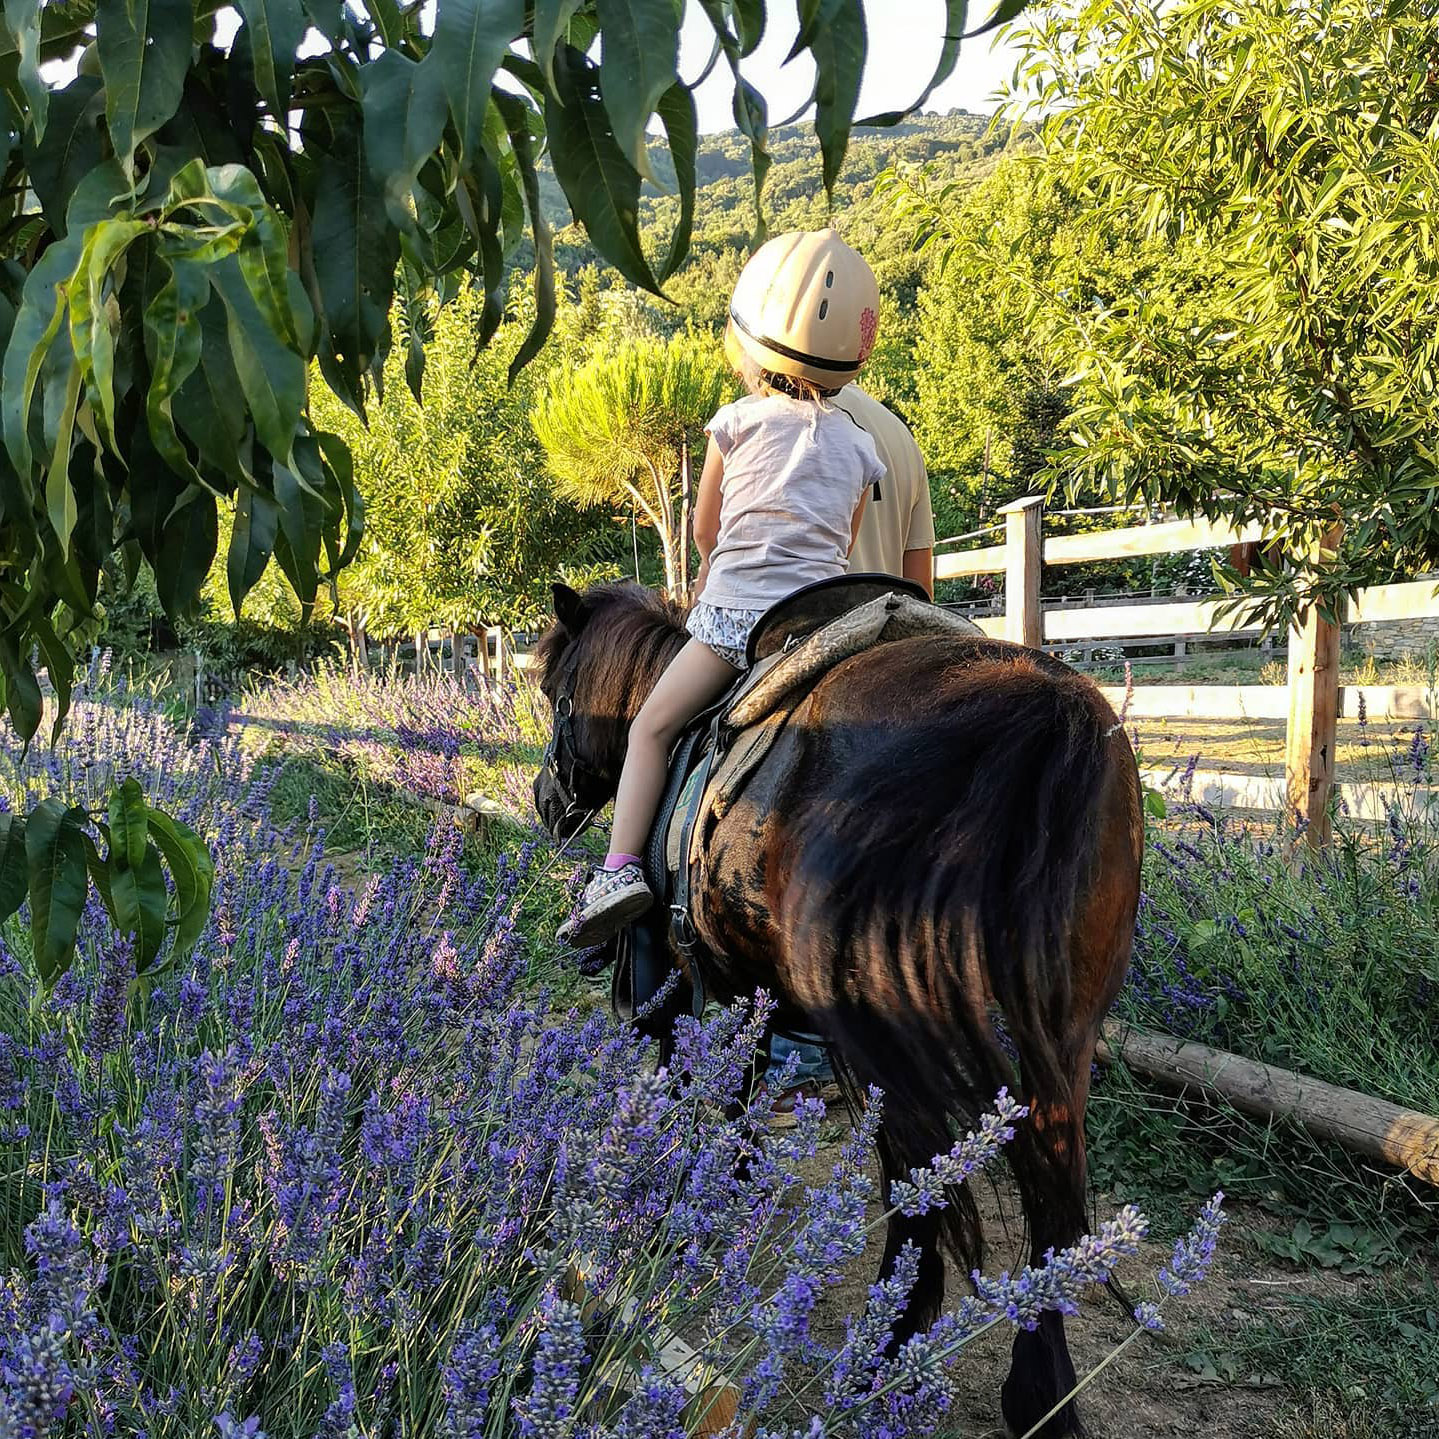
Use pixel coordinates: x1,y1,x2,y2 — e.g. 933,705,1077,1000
565,1259,742,1437
1097,1022,1439,1187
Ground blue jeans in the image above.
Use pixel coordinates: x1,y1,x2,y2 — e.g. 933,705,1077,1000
769,1034,834,1087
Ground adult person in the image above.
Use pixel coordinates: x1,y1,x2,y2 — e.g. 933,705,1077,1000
840,385,935,596
769,385,937,1124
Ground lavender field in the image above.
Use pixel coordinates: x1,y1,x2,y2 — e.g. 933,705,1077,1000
0,662,1238,1438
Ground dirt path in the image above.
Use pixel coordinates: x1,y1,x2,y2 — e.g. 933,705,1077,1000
798,1118,1392,1439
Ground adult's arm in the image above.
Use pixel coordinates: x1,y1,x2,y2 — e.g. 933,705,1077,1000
903,455,937,597
848,491,870,556
903,546,935,599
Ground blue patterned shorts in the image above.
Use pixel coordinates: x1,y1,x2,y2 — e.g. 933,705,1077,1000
686,601,767,668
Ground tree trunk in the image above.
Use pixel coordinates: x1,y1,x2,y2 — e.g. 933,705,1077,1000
348,612,368,671
677,438,693,607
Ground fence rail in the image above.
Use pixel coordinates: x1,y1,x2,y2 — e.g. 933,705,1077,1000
936,499,1439,839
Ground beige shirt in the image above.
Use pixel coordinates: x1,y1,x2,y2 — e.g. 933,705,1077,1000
837,386,935,578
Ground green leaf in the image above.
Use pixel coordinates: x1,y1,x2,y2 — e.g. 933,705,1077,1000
594,0,680,180
455,150,505,345
2,233,81,485
301,0,344,41
110,839,167,972
228,484,280,613
96,0,193,171
67,217,150,454
24,798,89,985
24,74,102,235
967,0,1028,40
545,48,659,295
360,50,448,227
655,81,696,283
310,110,400,418
154,487,219,617
534,0,586,93
30,608,76,744
809,0,866,196
172,290,250,487
315,430,363,571
108,776,149,873
144,807,215,963
496,92,558,380
210,253,305,466
0,811,26,923
81,832,117,927
204,164,302,352
271,453,323,606
429,0,524,164
143,257,210,484
44,361,81,552
731,75,771,236
0,637,42,745
4,0,47,140
234,0,307,120
1144,788,1168,820
63,157,130,233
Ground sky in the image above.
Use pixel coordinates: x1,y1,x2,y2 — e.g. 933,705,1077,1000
677,1,1023,132
44,2,1022,134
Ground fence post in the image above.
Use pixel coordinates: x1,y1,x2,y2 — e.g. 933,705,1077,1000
1000,496,1043,648
1285,529,1344,846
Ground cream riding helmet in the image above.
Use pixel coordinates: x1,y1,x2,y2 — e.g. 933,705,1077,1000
724,229,880,391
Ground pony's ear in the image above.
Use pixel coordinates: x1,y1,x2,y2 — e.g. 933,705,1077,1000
552,583,589,633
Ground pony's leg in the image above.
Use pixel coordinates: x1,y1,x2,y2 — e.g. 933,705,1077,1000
1003,743,1140,1439
876,1126,946,1344
999,1089,1089,1438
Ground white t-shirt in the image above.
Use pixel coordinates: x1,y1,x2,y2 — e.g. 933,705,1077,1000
702,394,884,610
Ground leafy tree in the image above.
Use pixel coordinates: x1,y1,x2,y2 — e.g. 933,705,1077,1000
309,283,617,636
0,0,999,979
893,155,1213,524
1007,0,1439,624
532,334,737,602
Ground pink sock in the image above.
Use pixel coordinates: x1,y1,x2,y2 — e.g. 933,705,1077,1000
602,853,641,871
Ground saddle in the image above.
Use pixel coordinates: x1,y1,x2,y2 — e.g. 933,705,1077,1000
611,574,983,1022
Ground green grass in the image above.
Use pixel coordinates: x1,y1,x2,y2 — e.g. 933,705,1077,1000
1181,1278,1439,1438
1088,644,1439,689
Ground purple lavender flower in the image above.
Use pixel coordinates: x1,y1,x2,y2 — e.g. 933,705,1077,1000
214,1415,265,1439
511,1295,586,1439
1159,1191,1227,1297
443,1323,502,1439
889,1090,1027,1216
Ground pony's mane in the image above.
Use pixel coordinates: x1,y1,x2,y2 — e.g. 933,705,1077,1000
534,582,687,691
534,582,689,776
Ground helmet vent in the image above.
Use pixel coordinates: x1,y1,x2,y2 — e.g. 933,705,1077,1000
824,270,835,287
818,299,829,320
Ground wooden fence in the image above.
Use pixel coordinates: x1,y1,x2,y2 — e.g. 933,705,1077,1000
347,621,533,682
936,499,1439,842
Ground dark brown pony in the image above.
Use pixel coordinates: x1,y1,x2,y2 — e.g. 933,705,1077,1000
533,581,1143,1438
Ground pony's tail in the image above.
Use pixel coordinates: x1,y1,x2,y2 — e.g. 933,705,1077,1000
791,655,1121,1275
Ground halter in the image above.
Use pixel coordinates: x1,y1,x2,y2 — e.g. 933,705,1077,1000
538,684,610,839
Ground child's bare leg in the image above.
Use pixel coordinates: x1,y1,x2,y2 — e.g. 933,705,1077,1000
609,639,740,858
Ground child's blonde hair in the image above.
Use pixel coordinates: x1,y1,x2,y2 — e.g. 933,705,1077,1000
734,348,840,402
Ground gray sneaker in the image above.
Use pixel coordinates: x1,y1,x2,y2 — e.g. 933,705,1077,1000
557,863,654,948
